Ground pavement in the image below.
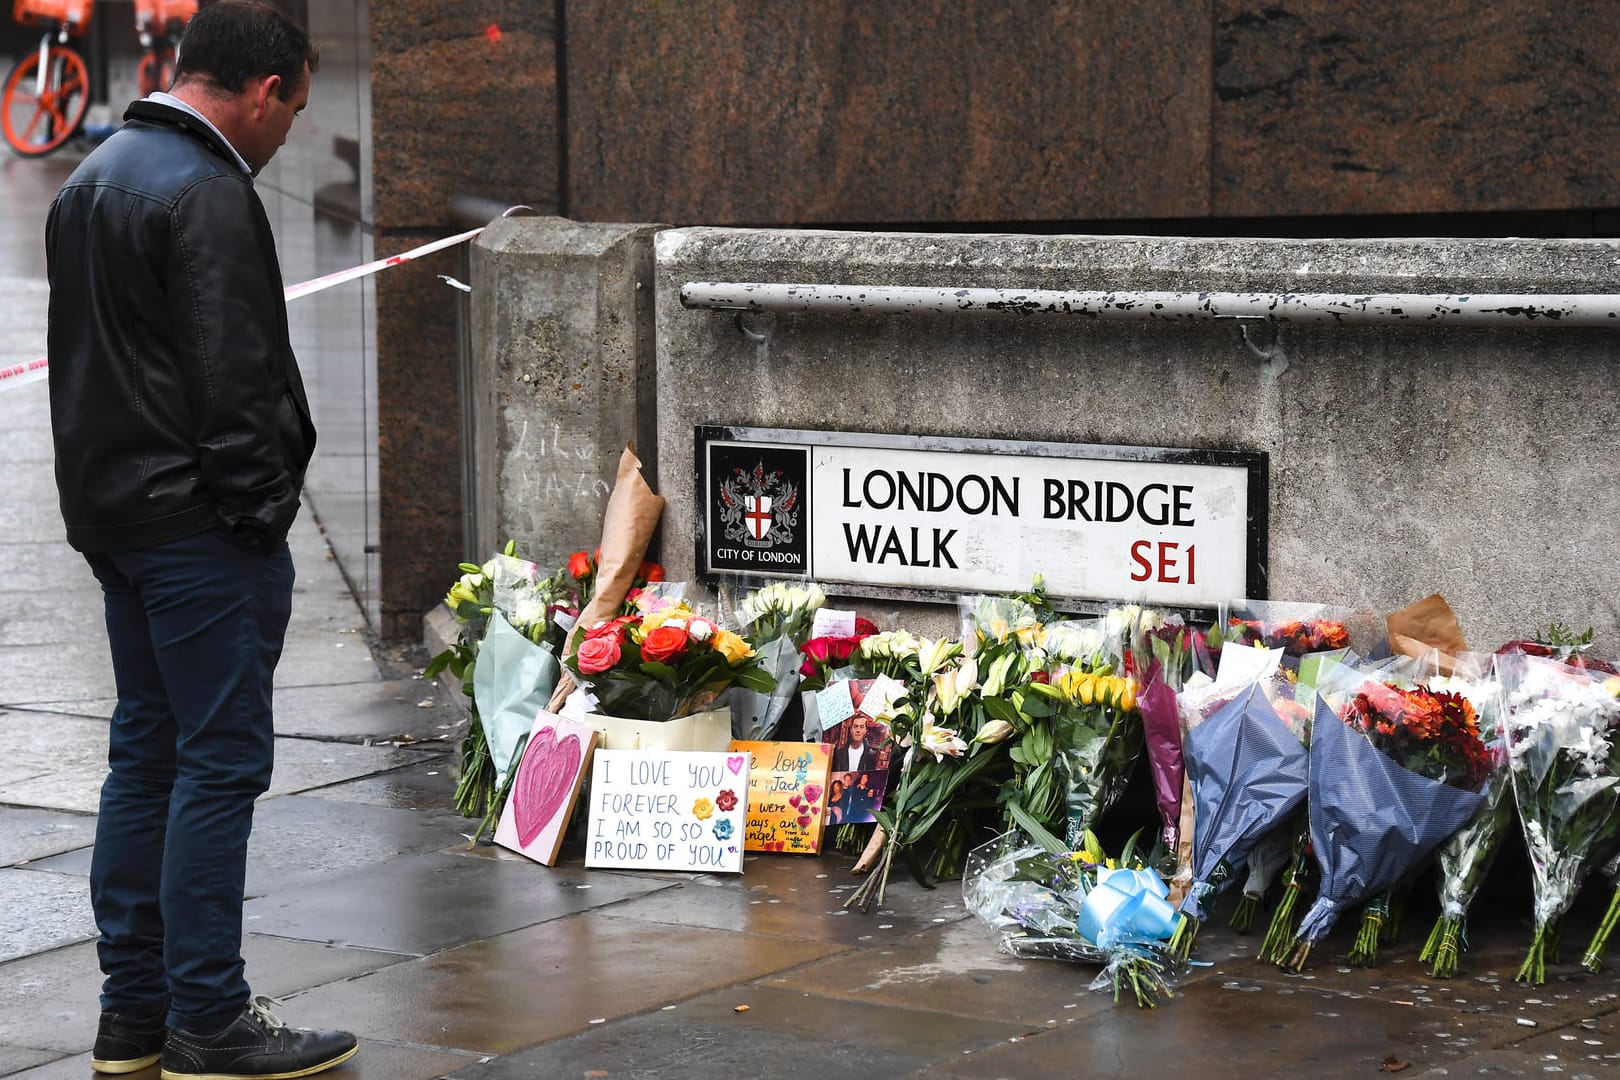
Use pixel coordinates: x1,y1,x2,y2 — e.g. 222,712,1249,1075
4,153,1620,1080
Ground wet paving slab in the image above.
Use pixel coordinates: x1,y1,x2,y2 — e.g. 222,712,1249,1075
269,911,846,1056
0,869,91,963
0,1039,479,1080
593,850,969,947
268,678,465,744
302,756,461,811
0,714,443,813
0,934,408,1055
30,793,470,898
443,983,1033,1080
0,808,93,867
0,642,118,706
243,849,677,954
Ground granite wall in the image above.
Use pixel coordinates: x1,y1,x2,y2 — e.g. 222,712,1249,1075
564,0,1620,225
368,1,560,638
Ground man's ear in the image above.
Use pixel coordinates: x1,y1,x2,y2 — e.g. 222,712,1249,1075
255,73,283,114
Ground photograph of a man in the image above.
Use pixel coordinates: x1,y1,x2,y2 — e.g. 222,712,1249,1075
831,715,878,772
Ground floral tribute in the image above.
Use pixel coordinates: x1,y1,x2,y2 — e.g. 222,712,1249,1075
1334,682,1493,965
565,595,777,722
1229,617,1350,656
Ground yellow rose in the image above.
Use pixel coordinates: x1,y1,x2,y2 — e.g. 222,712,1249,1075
712,629,754,665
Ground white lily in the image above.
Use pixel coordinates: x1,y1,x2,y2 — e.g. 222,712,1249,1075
917,636,963,676
933,656,979,715
979,650,1019,698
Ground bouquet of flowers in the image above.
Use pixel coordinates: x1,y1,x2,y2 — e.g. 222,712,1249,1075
1022,665,1142,849
1416,665,1513,978
564,595,777,722
1225,599,1366,659
727,581,827,739
1334,680,1493,965
963,830,1182,1008
426,542,576,839
1498,651,1620,984
1137,620,1212,857
1279,691,1485,972
1169,680,1310,958
797,616,880,692
845,638,1008,909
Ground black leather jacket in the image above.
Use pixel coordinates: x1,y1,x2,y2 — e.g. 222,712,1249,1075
47,99,316,554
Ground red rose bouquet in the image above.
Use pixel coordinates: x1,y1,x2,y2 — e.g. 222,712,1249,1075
565,598,776,722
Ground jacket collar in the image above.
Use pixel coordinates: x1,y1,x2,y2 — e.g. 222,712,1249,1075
123,98,251,175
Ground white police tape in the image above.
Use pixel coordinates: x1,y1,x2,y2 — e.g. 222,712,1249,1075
0,225,485,394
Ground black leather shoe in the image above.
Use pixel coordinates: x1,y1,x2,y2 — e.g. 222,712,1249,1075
92,1009,166,1073
160,996,357,1079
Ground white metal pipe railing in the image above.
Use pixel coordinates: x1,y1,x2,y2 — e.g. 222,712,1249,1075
680,282,1620,328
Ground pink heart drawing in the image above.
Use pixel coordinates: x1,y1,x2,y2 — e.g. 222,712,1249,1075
514,726,583,849
796,815,811,828
726,755,746,775
788,795,802,808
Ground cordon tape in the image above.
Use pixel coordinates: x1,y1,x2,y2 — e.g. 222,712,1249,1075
0,224,487,395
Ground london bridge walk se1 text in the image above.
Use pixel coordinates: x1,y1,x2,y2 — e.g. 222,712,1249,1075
839,469,1199,526
838,469,1200,569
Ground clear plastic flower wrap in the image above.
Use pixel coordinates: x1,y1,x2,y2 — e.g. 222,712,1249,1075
963,833,1183,1008
722,578,828,740
1417,658,1512,978
1498,651,1620,984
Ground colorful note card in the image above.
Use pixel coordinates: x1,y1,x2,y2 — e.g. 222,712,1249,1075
729,740,833,854
494,713,598,866
585,750,750,873
815,680,856,731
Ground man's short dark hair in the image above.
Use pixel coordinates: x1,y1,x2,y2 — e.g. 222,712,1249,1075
173,0,318,101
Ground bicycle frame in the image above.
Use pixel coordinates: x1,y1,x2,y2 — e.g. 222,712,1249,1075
33,27,69,98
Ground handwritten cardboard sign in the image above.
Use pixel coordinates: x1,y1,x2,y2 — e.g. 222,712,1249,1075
494,712,598,866
585,749,750,873
729,740,833,854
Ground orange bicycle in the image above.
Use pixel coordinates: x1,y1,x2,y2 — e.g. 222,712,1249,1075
3,0,196,157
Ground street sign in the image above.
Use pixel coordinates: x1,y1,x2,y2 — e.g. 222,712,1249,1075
696,427,1267,609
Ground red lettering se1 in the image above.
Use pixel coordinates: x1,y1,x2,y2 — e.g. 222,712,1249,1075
1130,541,1196,585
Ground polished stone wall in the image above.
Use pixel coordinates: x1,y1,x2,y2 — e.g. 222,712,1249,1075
258,0,380,628
565,0,1620,225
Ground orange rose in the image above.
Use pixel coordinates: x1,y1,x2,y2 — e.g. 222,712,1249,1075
568,551,592,580
640,623,690,664
639,561,665,583
575,635,622,675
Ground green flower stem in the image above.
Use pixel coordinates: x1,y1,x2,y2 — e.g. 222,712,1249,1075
1229,892,1262,934
1582,885,1620,972
1259,866,1309,964
1425,916,1465,979
1347,893,1390,967
1281,938,1312,974
1516,923,1551,985
1167,912,1197,960
1112,952,1173,1009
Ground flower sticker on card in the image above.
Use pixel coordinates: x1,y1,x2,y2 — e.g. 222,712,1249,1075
815,680,856,731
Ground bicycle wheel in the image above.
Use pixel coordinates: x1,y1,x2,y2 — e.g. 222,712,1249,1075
2,44,90,157
137,44,175,97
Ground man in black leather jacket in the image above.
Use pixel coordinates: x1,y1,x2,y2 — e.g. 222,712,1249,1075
46,4,356,1077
